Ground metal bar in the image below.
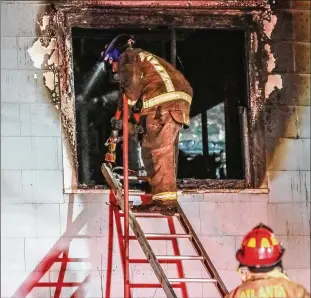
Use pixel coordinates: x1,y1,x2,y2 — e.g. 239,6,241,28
171,27,177,66
114,206,132,298
129,233,191,240
122,94,130,298
102,164,178,298
156,255,203,260
130,284,182,289
55,258,89,262
176,203,228,297
35,283,82,287
201,111,209,176
129,259,182,264
79,102,91,184
116,174,149,181
238,106,252,187
167,217,188,298
168,278,217,283
105,192,115,298
119,212,179,218
54,251,69,297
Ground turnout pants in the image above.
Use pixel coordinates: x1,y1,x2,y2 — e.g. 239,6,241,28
141,106,182,201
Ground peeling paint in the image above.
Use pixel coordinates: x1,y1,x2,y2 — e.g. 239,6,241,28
27,38,59,69
265,74,282,99
264,44,276,73
38,15,50,31
27,39,49,69
263,14,277,39
43,71,55,91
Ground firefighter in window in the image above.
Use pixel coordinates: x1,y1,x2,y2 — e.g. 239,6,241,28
226,223,310,298
103,34,193,214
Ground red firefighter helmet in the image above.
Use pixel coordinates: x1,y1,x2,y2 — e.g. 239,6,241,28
236,223,285,268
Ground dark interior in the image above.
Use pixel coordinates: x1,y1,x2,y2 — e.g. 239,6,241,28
72,27,247,187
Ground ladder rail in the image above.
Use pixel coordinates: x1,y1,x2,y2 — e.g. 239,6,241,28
176,203,229,297
102,163,178,298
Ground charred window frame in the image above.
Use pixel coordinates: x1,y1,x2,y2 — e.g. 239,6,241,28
54,2,271,192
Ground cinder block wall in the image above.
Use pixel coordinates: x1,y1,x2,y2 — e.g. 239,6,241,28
1,1,310,297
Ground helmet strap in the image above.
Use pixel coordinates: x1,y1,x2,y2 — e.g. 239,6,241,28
247,261,284,273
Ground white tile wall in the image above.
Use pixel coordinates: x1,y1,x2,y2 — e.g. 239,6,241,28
1,170,26,204
34,203,61,237
198,202,268,236
24,237,60,272
29,104,61,136
1,70,39,103
268,170,310,203
287,269,311,292
28,170,64,203
1,238,26,271
1,103,21,136
1,204,37,237
268,202,310,236
32,136,62,170
199,236,237,270
1,37,18,69
278,236,311,269
1,137,33,169
297,106,311,138
1,2,42,37
267,138,311,171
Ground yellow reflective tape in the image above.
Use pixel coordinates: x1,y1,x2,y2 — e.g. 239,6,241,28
270,236,278,246
142,91,192,110
139,52,175,92
127,99,136,106
153,192,177,201
261,238,271,248
247,238,256,248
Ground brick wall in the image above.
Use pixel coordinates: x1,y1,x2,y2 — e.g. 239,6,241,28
1,1,310,297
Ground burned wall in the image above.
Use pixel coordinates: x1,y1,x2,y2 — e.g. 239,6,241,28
1,1,310,297
28,1,287,190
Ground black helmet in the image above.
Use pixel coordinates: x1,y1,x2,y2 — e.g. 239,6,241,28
103,34,135,62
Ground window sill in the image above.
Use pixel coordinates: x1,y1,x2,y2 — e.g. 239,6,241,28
64,186,269,195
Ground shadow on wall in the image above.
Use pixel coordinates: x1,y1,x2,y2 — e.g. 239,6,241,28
11,194,123,297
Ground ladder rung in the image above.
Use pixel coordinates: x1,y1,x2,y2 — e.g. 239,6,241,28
129,259,182,264
120,212,179,218
130,283,182,289
129,233,191,240
156,255,204,260
55,257,88,262
168,278,218,283
35,282,82,287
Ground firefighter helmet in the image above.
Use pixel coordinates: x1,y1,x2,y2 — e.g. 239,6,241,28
236,223,285,268
103,34,135,62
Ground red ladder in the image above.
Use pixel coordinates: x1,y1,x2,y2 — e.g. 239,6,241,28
105,192,188,297
103,184,228,298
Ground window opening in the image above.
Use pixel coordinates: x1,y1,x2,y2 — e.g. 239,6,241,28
72,27,247,188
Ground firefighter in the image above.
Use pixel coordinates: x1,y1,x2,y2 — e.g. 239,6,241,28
103,34,193,214
226,223,310,298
